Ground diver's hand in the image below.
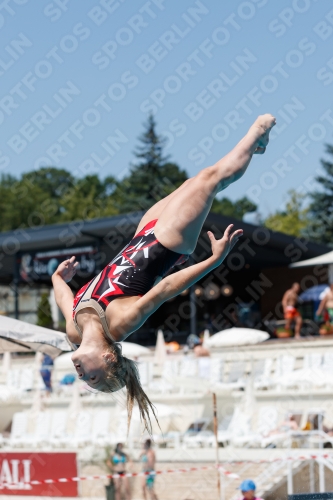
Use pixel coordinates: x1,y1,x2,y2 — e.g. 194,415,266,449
53,256,78,283
208,224,243,266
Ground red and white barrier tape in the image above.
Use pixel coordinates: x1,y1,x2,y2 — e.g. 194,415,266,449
222,453,333,465
26,465,238,486
8,454,333,487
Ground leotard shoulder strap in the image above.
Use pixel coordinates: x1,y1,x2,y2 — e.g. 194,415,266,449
73,273,116,342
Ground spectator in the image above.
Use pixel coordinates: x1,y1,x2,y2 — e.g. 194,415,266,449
268,414,299,437
194,344,210,357
106,443,131,500
282,283,303,339
230,309,245,328
39,354,53,393
317,283,333,321
279,414,299,432
140,439,158,500
237,479,264,500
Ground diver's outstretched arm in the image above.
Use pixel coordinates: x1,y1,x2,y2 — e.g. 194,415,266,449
52,272,74,322
110,225,243,340
52,257,78,318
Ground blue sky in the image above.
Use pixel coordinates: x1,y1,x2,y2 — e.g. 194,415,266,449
1,0,332,217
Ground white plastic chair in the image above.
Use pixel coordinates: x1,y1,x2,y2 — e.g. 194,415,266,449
216,407,250,446
232,406,279,448
162,359,179,379
209,360,245,390
255,358,273,389
323,352,333,371
19,368,34,392
182,418,211,448
138,362,153,387
303,353,322,370
26,411,52,448
10,412,29,447
6,369,20,389
70,410,92,447
263,355,295,389
276,355,295,376
150,360,179,392
49,411,68,447
180,357,198,378
257,406,279,436
92,410,111,446
198,358,211,379
210,359,224,385
227,361,245,384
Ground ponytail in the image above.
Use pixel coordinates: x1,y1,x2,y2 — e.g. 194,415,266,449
101,342,158,435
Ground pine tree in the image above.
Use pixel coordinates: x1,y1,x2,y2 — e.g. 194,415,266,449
37,292,53,329
306,143,333,245
116,114,187,212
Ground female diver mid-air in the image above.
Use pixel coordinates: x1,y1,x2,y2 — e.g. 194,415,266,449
52,114,276,431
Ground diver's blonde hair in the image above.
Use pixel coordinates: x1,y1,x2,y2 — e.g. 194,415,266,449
101,341,158,434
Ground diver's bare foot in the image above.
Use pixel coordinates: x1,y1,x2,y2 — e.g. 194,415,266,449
250,114,276,154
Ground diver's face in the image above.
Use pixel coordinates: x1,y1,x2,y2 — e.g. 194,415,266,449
71,345,108,389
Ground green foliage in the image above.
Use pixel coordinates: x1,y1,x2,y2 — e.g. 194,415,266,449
0,171,119,231
264,190,309,237
305,143,333,245
60,175,119,221
211,196,257,220
37,292,53,329
0,173,50,231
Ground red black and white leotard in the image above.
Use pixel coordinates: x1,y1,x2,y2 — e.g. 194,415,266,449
72,220,188,340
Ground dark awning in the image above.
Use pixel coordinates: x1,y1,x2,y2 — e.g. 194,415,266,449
0,211,329,283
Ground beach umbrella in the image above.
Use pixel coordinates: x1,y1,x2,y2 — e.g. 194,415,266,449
206,328,269,347
0,316,71,357
202,329,210,348
290,251,333,267
154,329,166,364
299,285,329,302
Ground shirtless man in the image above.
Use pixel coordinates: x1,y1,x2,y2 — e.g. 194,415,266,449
316,284,333,321
282,283,302,339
